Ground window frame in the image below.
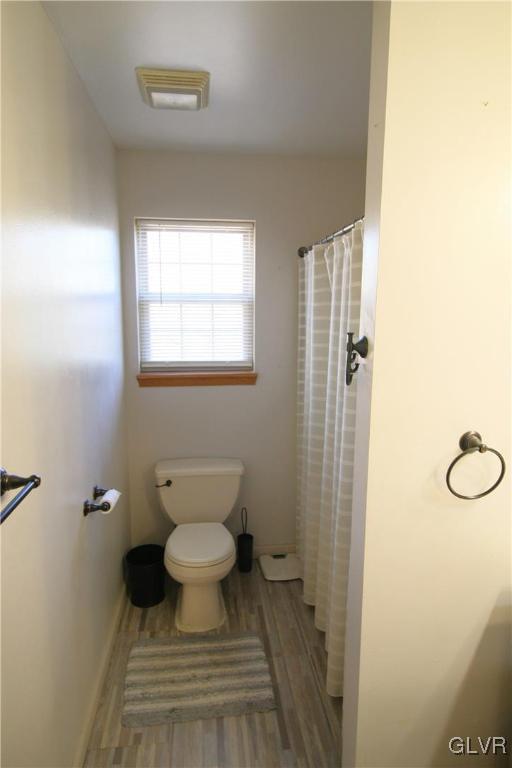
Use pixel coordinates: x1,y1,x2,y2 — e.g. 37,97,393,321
134,217,257,386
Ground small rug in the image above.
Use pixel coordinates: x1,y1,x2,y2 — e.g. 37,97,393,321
122,632,276,727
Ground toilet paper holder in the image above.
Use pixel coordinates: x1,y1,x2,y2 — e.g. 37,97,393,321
83,486,115,516
83,498,111,516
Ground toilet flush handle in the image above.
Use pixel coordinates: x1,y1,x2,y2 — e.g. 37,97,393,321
155,479,172,488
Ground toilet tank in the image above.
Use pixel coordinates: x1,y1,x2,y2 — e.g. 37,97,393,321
155,458,244,524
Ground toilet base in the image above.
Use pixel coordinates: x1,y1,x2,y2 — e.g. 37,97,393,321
175,581,227,633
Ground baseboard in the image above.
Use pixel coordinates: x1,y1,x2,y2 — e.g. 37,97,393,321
73,586,126,767
253,542,296,558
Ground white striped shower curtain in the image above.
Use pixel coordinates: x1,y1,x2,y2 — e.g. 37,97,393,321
297,222,363,697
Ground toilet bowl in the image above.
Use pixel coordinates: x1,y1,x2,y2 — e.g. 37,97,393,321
155,458,244,632
165,523,236,632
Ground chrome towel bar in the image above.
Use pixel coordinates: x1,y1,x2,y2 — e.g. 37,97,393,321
0,468,41,524
446,431,506,499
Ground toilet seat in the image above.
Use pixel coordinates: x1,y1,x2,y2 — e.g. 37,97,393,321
165,522,235,568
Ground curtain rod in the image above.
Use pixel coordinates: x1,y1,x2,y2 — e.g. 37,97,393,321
297,216,364,258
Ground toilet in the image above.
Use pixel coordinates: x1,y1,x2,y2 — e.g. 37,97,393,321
154,457,244,632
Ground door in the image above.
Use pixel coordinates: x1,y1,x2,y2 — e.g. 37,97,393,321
343,3,511,766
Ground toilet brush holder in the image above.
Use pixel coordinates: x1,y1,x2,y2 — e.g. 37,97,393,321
237,533,253,572
237,507,253,572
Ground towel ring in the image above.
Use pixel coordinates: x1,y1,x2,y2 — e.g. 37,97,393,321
446,431,506,500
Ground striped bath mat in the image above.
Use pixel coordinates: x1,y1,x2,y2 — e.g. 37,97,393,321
122,632,276,726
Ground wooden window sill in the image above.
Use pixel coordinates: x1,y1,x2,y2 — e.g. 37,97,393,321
137,371,258,387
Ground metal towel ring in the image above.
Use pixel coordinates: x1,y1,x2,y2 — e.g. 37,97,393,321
446,431,506,500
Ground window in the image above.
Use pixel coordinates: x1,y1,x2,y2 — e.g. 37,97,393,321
135,219,255,375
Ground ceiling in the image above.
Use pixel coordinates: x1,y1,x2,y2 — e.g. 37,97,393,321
44,1,372,156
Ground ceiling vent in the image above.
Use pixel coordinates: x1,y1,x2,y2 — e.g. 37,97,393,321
136,68,210,110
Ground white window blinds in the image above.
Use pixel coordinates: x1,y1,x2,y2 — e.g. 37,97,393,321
135,219,255,371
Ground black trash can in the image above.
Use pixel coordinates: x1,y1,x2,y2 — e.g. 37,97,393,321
125,544,165,607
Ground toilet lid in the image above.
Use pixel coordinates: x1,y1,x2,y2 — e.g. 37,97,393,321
165,523,235,567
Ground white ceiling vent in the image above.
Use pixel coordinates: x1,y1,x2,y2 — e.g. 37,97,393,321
136,68,210,110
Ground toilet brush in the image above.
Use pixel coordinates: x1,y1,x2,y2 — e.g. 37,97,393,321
237,507,253,573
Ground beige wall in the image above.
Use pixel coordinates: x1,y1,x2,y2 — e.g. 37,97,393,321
1,3,129,766
344,3,511,767
118,150,366,549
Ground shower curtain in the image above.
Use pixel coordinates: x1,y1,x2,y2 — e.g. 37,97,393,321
297,221,363,697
